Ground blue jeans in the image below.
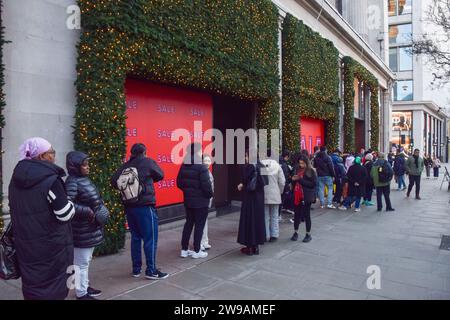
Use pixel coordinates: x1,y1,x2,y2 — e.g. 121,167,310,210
343,196,361,209
318,176,333,206
125,206,159,275
397,175,406,189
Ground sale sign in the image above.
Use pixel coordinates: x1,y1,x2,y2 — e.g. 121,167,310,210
125,79,213,207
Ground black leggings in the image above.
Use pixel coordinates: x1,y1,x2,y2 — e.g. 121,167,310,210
294,202,312,233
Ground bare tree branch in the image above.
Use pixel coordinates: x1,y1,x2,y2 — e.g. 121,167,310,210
412,0,450,87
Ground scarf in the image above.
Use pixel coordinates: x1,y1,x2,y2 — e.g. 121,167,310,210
294,168,305,206
19,137,51,161
413,155,419,168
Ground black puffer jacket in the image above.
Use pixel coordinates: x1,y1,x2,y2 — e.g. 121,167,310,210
65,151,104,248
177,154,213,209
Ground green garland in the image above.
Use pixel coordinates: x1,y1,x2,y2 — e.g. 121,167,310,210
282,15,340,153
76,0,280,255
342,56,380,152
0,0,6,231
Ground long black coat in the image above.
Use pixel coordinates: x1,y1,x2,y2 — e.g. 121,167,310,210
346,164,368,197
8,160,73,300
65,151,104,248
237,164,266,247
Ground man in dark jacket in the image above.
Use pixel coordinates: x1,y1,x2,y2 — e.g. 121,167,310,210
362,153,375,206
313,146,336,209
9,137,75,300
330,150,345,205
111,143,167,280
177,143,213,259
393,151,407,191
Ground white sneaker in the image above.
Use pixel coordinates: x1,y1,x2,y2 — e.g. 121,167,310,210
286,209,295,215
180,250,194,258
354,208,361,212
202,243,211,250
289,218,294,224
320,205,324,209
338,206,348,211
192,251,208,259
327,204,337,209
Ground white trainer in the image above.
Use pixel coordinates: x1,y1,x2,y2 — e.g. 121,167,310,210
180,250,194,258
202,243,212,250
354,208,361,212
327,204,337,209
192,251,208,259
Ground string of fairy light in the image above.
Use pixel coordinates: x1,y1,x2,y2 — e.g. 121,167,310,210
76,0,280,255
342,56,380,153
282,14,340,153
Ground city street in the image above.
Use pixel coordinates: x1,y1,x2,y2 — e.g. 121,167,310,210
1,172,450,300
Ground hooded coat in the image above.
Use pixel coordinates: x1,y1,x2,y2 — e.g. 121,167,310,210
346,163,368,197
65,151,104,248
8,159,73,300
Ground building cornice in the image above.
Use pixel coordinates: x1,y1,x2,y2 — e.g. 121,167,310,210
393,100,450,119
271,0,395,83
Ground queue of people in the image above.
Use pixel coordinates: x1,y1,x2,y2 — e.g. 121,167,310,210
4,136,443,300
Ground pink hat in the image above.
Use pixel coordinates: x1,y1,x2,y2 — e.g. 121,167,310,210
19,137,52,161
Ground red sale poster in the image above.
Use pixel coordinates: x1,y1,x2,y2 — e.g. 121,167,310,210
299,118,325,154
125,79,213,207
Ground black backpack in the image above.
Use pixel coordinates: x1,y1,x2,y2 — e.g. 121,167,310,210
378,161,393,183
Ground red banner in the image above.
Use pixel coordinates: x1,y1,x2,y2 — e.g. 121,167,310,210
125,79,213,207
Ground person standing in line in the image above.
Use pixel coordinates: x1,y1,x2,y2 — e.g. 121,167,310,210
371,153,395,212
279,150,294,216
344,153,355,173
65,151,109,300
393,150,407,191
424,154,432,179
405,149,425,200
331,149,345,206
362,153,375,206
177,143,213,259
237,149,266,256
290,155,317,243
261,150,286,242
9,137,75,300
111,143,168,279
339,157,367,212
313,146,336,209
200,154,214,251
432,155,441,180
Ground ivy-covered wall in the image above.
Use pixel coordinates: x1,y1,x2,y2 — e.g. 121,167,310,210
76,0,280,255
0,0,6,231
342,56,380,152
282,14,340,153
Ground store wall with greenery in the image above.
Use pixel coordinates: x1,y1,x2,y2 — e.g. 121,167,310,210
282,14,340,153
0,0,7,231
342,56,380,152
76,0,280,255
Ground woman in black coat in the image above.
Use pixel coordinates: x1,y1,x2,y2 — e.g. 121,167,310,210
339,156,367,212
177,143,213,259
65,151,109,300
290,155,317,243
237,150,266,255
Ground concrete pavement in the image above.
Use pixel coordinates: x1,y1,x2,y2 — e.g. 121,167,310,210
1,170,450,300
